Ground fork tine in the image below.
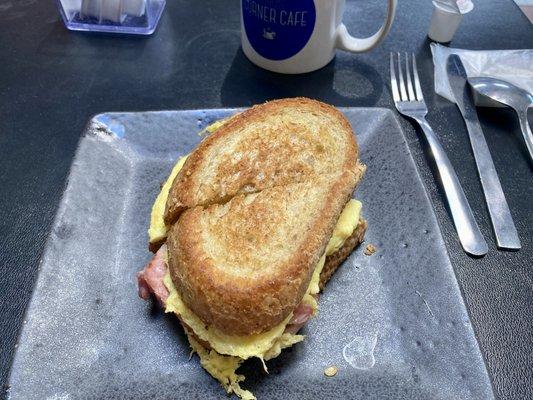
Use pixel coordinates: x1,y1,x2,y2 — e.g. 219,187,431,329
412,54,424,101
397,52,408,101
390,53,401,103
405,52,416,101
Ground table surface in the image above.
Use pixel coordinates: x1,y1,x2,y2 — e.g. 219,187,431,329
0,1,531,399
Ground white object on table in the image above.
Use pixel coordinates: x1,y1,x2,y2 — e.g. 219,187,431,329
123,0,145,17
81,0,101,20
431,44,533,106
101,0,125,23
81,0,146,23
428,0,474,43
240,0,397,74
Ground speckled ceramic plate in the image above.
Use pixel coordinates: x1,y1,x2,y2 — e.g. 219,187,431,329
6,109,494,399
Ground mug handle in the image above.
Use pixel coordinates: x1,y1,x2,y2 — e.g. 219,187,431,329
335,0,397,53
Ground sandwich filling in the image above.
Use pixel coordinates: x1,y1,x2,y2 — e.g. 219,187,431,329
139,120,364,399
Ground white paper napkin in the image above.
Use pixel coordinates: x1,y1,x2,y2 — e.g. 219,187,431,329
430,43,533,105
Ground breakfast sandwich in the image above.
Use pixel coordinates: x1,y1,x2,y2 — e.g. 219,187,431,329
137,98,367,399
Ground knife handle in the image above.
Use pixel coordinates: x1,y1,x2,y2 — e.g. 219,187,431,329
463,118,521,250
416,117,488,256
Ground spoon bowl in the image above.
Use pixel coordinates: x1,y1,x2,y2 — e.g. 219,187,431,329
469,77,533,163
469,77,533,109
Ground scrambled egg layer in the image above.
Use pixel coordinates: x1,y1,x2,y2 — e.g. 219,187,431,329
185,332,307,400
187,335,256,400
164,272,301,360
149,119,363,399
204,118,229,133
148,155,188,244
308,199,362,295
326,200,362,256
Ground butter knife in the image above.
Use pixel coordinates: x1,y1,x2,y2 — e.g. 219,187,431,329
446,54,521,250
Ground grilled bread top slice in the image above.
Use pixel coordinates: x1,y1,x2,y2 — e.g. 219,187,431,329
164,98,360,225
166,171,359,336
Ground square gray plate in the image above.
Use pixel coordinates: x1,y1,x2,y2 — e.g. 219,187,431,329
7,108,494,400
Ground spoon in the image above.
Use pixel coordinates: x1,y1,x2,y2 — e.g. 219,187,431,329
469,77,533,163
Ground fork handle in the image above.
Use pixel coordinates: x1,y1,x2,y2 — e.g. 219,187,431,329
415,117,488,256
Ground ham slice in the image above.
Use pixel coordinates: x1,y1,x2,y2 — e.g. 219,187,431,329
137,244,316,335
284,296,317,334
137,244,169,305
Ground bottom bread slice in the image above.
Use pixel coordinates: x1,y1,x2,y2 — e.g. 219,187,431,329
319,217,368,291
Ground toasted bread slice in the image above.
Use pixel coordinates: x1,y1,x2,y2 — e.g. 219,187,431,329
166,172,358,336
176,218,367,352
164,98,362,225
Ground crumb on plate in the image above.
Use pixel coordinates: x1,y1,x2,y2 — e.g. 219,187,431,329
364,244,377,256
324,366,338,377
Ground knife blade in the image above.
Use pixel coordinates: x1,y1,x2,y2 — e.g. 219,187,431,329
446,54,521,250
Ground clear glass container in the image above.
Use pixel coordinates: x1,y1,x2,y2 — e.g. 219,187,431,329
56,0,166,35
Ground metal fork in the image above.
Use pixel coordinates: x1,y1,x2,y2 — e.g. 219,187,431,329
390,52,488,256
